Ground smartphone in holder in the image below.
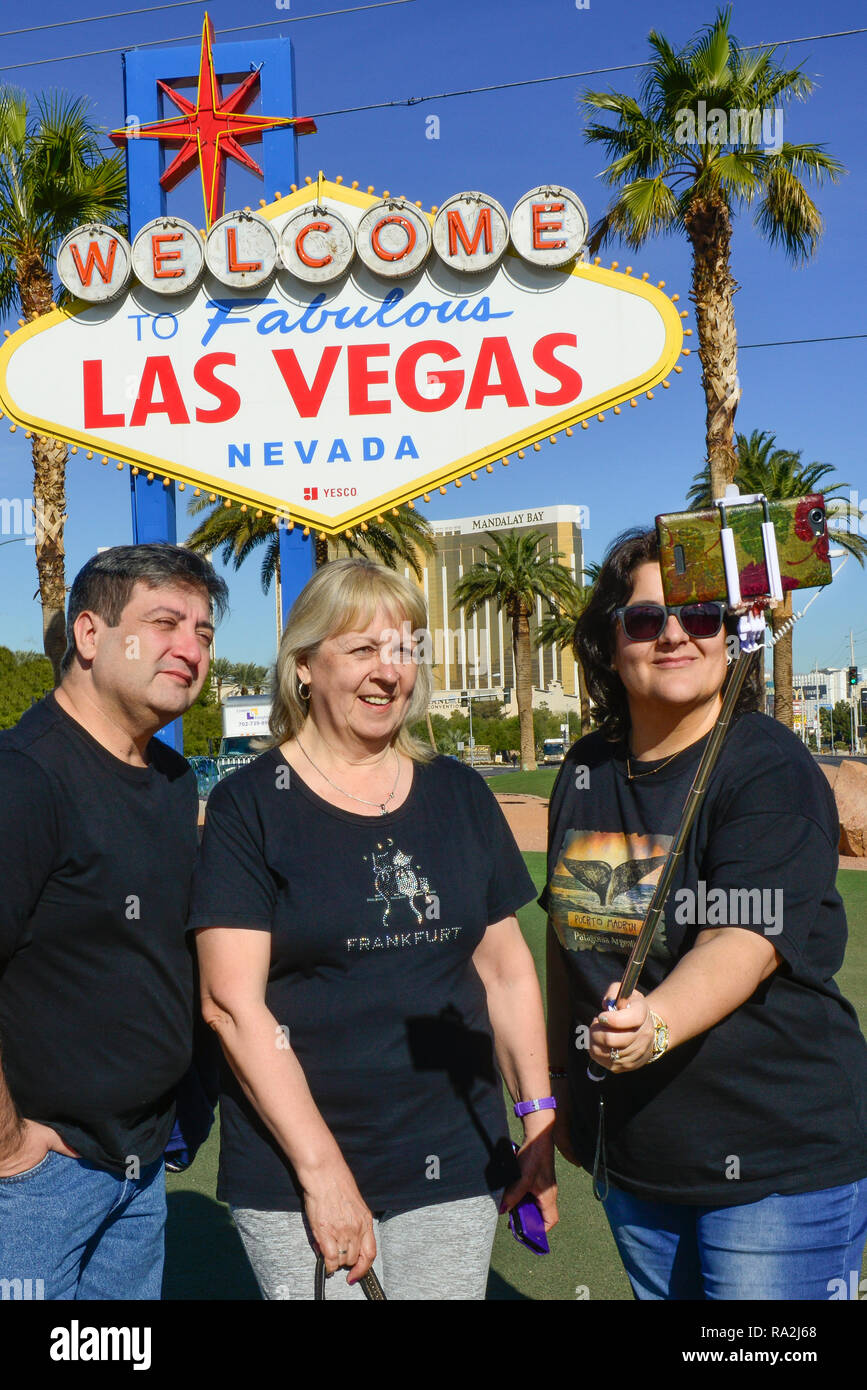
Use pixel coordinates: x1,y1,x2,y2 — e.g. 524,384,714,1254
656,493,832,607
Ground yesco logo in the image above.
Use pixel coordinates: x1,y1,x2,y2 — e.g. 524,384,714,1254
303,486,357,502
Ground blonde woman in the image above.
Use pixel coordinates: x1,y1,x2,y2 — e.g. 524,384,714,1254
189,560,557,1300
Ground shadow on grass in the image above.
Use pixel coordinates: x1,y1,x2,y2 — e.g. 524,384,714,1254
164,1191,261,1300
486,1268,531,1300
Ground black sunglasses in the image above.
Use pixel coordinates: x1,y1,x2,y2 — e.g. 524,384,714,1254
615,601,725,642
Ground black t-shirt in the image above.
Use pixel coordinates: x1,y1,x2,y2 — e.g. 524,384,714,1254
188,752,536,1213
0,693,198,1171
543,712,867,1205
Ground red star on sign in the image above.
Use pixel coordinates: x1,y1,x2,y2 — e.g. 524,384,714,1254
110,13,317,227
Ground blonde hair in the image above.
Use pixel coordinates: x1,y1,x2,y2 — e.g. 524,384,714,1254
270,558,435,761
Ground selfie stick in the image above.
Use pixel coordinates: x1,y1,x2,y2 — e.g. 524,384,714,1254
589,546,848,1056
585,643,759,1079
587,491,782,1082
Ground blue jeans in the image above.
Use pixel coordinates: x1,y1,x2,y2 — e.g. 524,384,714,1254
0,1149,166,1300
603,1180,867,1300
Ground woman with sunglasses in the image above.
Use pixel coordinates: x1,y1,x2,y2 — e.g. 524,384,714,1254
544,527,867,1300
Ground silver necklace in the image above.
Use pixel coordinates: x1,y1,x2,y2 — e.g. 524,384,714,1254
296,738,401,815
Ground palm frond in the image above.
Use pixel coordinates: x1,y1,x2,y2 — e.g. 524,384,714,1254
0,86,129,313
536,575,594,651
259,534,280,594
589,178,682,253
772,143,845,184
743,60,812,107
580,11,844,274
753,161,824,261
454,529,576,624
686,462,713,510
187,496,434,595
581,90,646,124
701,147,766,201
342,504,435,579
691,9,735,89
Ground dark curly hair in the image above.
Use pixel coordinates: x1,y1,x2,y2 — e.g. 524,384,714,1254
575,527,763,742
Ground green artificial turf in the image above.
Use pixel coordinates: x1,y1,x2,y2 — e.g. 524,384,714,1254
486,768,559,798
838,871,867,1019
164,855,867,1301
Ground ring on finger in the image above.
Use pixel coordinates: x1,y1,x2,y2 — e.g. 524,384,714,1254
610,1048,621,1062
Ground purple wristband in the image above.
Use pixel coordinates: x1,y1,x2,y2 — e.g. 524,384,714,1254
513,1096,557,1118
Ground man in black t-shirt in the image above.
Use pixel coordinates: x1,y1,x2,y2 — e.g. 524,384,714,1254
0,544,226,1300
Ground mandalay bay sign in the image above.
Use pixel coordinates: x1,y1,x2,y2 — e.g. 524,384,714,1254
0,178,685,536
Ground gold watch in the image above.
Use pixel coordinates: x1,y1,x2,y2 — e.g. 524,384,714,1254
648,1011,669,1063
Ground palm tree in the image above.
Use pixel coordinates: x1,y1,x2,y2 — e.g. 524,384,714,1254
687,429,867,730
210,657,236,705
0,91,127,683
320,506,436,576
582,8,844,500
184,495,281,596
453,530,577,770
232,663,268,696
536,566,600,736
185,496,436,592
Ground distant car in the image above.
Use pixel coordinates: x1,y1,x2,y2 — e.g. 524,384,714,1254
541,738,566,764
188,756,219,799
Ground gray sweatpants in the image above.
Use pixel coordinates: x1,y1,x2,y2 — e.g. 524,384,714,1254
232,1194,499,1301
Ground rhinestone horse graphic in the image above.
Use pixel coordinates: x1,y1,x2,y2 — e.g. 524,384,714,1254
364,839,433,926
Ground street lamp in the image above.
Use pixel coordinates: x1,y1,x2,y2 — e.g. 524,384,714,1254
461,689,479,767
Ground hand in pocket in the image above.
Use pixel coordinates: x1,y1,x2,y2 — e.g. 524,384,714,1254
0,1120,79,1178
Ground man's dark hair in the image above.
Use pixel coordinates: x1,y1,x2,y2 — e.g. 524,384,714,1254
61,544,229,674
575,526,762,741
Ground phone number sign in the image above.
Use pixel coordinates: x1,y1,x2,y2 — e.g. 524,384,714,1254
0,179,684,535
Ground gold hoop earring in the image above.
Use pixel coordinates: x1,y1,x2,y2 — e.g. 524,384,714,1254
298,681,311,700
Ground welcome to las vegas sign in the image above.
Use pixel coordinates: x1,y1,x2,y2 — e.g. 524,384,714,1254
0,177,686,537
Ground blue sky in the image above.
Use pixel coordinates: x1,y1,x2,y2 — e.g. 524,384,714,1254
0,0,864,674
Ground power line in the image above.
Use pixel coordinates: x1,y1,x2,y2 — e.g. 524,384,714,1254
679,333,867,352
743,26,867,49
0,15,864,89
310,62,657,117
308,27,867,119
0,1,203,41
0,0,416,72
740,334,867,349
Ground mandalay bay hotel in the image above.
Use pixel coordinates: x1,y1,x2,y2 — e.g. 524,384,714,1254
411,504,586,717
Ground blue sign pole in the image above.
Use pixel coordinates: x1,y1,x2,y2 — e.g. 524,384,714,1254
278,524,317,633
119,34,312,746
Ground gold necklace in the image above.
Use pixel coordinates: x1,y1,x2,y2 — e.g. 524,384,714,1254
625,748,684,782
